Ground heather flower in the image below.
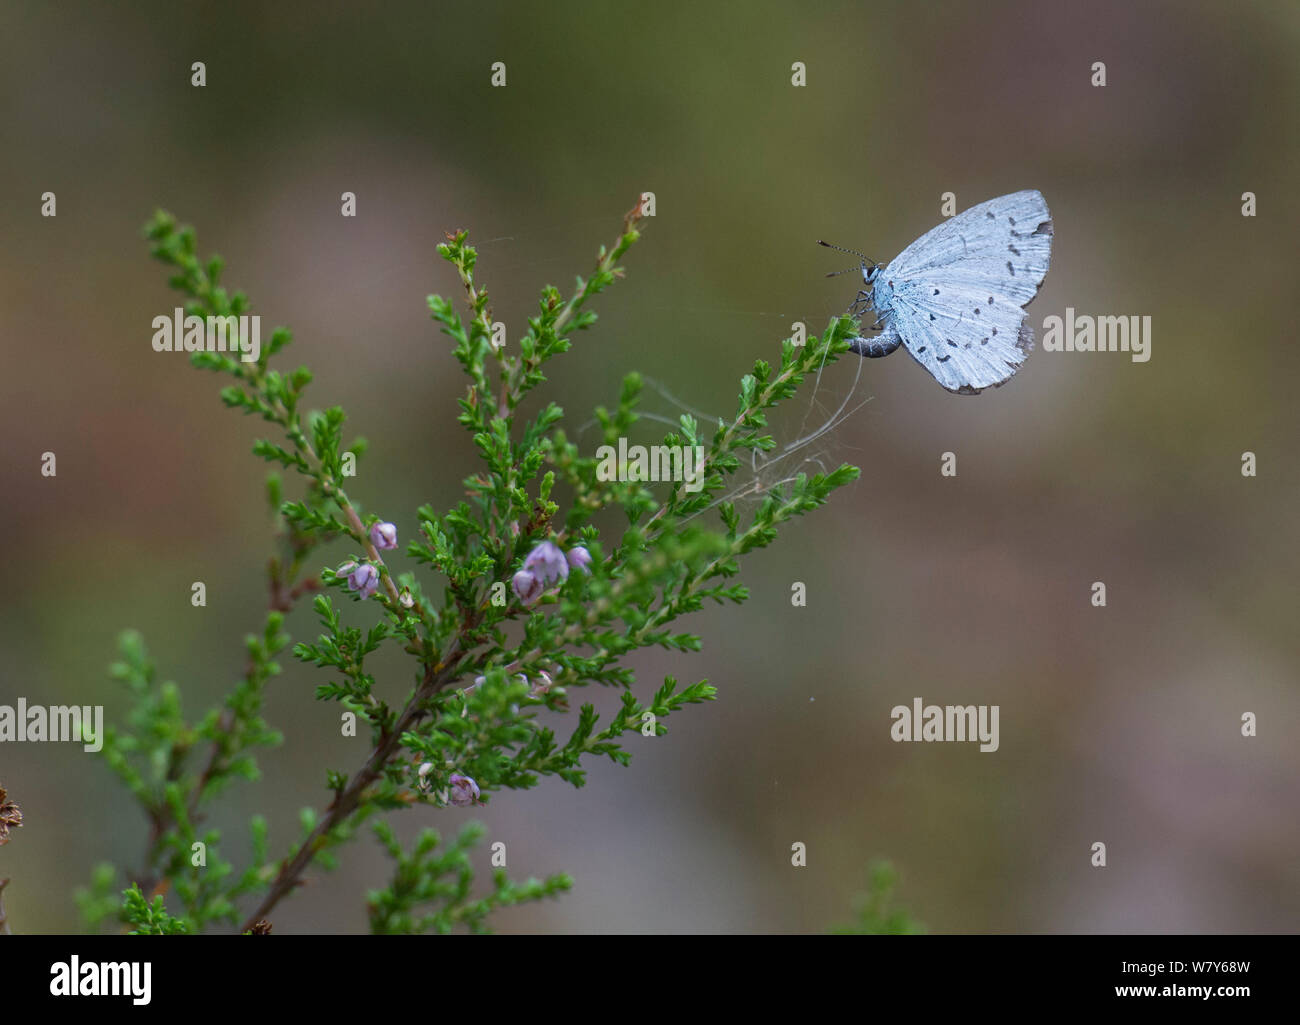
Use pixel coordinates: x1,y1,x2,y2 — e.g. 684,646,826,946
448,773,480,807
347,562,380,599
565,545,592,574
369,521,398,550
523,540,568,586
512,569,543,605
531,670,555,696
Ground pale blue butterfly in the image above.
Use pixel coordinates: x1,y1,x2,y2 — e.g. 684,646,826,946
822,190,1053,394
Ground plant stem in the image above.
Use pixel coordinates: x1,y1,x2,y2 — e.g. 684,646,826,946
238,634,476,932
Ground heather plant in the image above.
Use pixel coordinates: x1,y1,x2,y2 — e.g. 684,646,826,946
77,200,861,934
830,860,925,935
0,782,22,935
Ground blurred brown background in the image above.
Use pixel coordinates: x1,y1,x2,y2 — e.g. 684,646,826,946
1,0,1297,933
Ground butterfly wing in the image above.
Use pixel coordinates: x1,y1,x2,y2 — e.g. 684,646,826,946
880,190,1052,394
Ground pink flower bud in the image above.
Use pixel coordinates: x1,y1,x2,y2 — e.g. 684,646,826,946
512,569,543,605
448,773,480,807
531,671,555,696
347,562,380,599
565,545,592,574
369,521,398,550
523,540,568,586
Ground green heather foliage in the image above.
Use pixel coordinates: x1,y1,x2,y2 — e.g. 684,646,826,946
80,201,863,934
830,860,925,935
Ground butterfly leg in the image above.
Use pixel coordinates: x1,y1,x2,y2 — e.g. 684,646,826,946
848,289,874,317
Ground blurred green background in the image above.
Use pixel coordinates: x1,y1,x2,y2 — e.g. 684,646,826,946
1,0,1297,933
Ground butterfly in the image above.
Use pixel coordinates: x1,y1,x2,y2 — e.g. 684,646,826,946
821,190,1053,394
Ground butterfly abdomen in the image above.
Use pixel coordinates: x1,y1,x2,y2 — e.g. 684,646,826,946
848,328,902,359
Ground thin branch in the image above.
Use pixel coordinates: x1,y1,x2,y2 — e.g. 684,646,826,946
238,642,472,933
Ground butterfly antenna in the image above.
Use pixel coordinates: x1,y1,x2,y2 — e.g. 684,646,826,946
817,240,877,277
